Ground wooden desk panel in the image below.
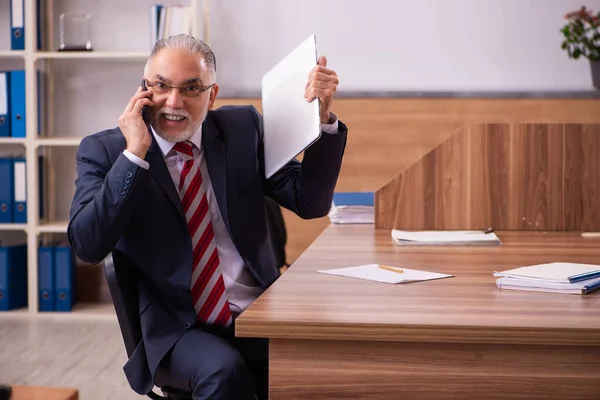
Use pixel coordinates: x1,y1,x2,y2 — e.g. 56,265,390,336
375,123,600,231
11,385,78,400
236,225,600,399
270,339,598,400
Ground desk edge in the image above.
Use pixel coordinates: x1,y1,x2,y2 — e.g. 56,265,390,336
235,320,600,346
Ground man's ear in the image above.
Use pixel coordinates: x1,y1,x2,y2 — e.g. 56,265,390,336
209,83,219,110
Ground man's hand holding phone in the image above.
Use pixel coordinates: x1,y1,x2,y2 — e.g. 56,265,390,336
118,85,154,159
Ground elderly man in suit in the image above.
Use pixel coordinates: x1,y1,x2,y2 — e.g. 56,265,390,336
68,34,347,400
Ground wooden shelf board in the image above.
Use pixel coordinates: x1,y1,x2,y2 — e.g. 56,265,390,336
37,221,69,233
0,223,28,231
0,50,25,58
35,51,148,60
36,137,82,146
0,137,26,144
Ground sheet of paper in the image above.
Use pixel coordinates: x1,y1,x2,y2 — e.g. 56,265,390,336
317,264,454,284
391,230,501,246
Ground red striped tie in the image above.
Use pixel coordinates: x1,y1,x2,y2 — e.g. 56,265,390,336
173,141,232,328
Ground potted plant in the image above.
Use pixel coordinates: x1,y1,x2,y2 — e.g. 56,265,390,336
561,6,600,88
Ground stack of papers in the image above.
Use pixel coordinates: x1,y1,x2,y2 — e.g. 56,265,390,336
317,264,454,284
494,262,600,295
392,230,501,246
328,192,374,224
328,206,374,224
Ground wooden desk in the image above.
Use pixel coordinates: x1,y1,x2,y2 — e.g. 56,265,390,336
235,225,600,399
11,385,78,400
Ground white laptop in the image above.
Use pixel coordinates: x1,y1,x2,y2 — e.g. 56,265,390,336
261,34,321,179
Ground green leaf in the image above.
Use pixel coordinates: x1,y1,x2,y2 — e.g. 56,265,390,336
573,48,582,58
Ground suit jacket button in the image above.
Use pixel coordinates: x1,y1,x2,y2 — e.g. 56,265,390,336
182,288,190,295
122,183,129,189
184,322,192,329
125,171,133,178
120,189,126,196
124,178,131,184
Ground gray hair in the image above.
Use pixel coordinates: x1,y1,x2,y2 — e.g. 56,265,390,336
145,34,216,77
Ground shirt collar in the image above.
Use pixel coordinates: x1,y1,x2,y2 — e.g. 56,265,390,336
151,124,203,157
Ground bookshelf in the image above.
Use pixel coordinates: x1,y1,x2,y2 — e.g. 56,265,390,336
0,0,210,317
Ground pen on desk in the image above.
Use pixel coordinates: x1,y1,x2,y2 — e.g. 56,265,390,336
378,264,404,274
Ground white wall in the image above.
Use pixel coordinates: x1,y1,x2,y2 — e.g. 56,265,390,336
208,0,600,94
2,0,599,94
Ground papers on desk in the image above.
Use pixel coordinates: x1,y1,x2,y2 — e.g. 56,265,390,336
494,262,600,295
328,192,374,224
328,206,374,224
317,264,454,284
391,229,501,246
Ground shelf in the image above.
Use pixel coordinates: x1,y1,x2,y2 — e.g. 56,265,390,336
0,137,26,145
0,303,116,320
35,51,149,60
0,223,27,231
37,302,116,320
0,50,25,58
37,220,68,233
36,137,82,147
0,307,29,316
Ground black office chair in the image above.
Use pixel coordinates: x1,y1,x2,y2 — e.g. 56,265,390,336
104,199,288,399
103,250,192,400
264,197,289,271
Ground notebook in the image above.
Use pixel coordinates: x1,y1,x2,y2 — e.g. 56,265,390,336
391,229,501,246
261,34,320,179
317,264,454,284
493,262,600,283
495,276,600,295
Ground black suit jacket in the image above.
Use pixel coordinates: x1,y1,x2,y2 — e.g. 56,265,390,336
67,105,347,394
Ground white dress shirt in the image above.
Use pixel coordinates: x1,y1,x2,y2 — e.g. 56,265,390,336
123,113,339,314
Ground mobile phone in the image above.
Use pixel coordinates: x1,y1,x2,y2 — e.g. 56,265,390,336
141,79,150,126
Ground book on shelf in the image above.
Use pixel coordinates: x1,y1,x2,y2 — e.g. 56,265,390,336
149,4,194,49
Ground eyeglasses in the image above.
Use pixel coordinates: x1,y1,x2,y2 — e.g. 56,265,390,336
143,78,216,98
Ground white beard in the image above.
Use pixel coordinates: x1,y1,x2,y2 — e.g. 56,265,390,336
151,108,205,143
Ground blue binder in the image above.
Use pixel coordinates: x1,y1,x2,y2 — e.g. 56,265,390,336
38,155,45,220
9,70,25,138
54,244,76,312
38,244,55,312
0,243,28,311
0,158,14,223
10,0,25,50
0,72,10,137
12,157,26,223
332,192,375,206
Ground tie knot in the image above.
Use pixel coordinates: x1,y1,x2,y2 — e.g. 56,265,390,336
173,141,194,159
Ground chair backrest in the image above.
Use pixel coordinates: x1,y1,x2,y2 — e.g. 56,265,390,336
264,197,288,269
104,251,172,400
103,250,143,359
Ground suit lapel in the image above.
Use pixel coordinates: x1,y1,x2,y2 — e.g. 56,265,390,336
202,113,232,236
145,134,185,219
